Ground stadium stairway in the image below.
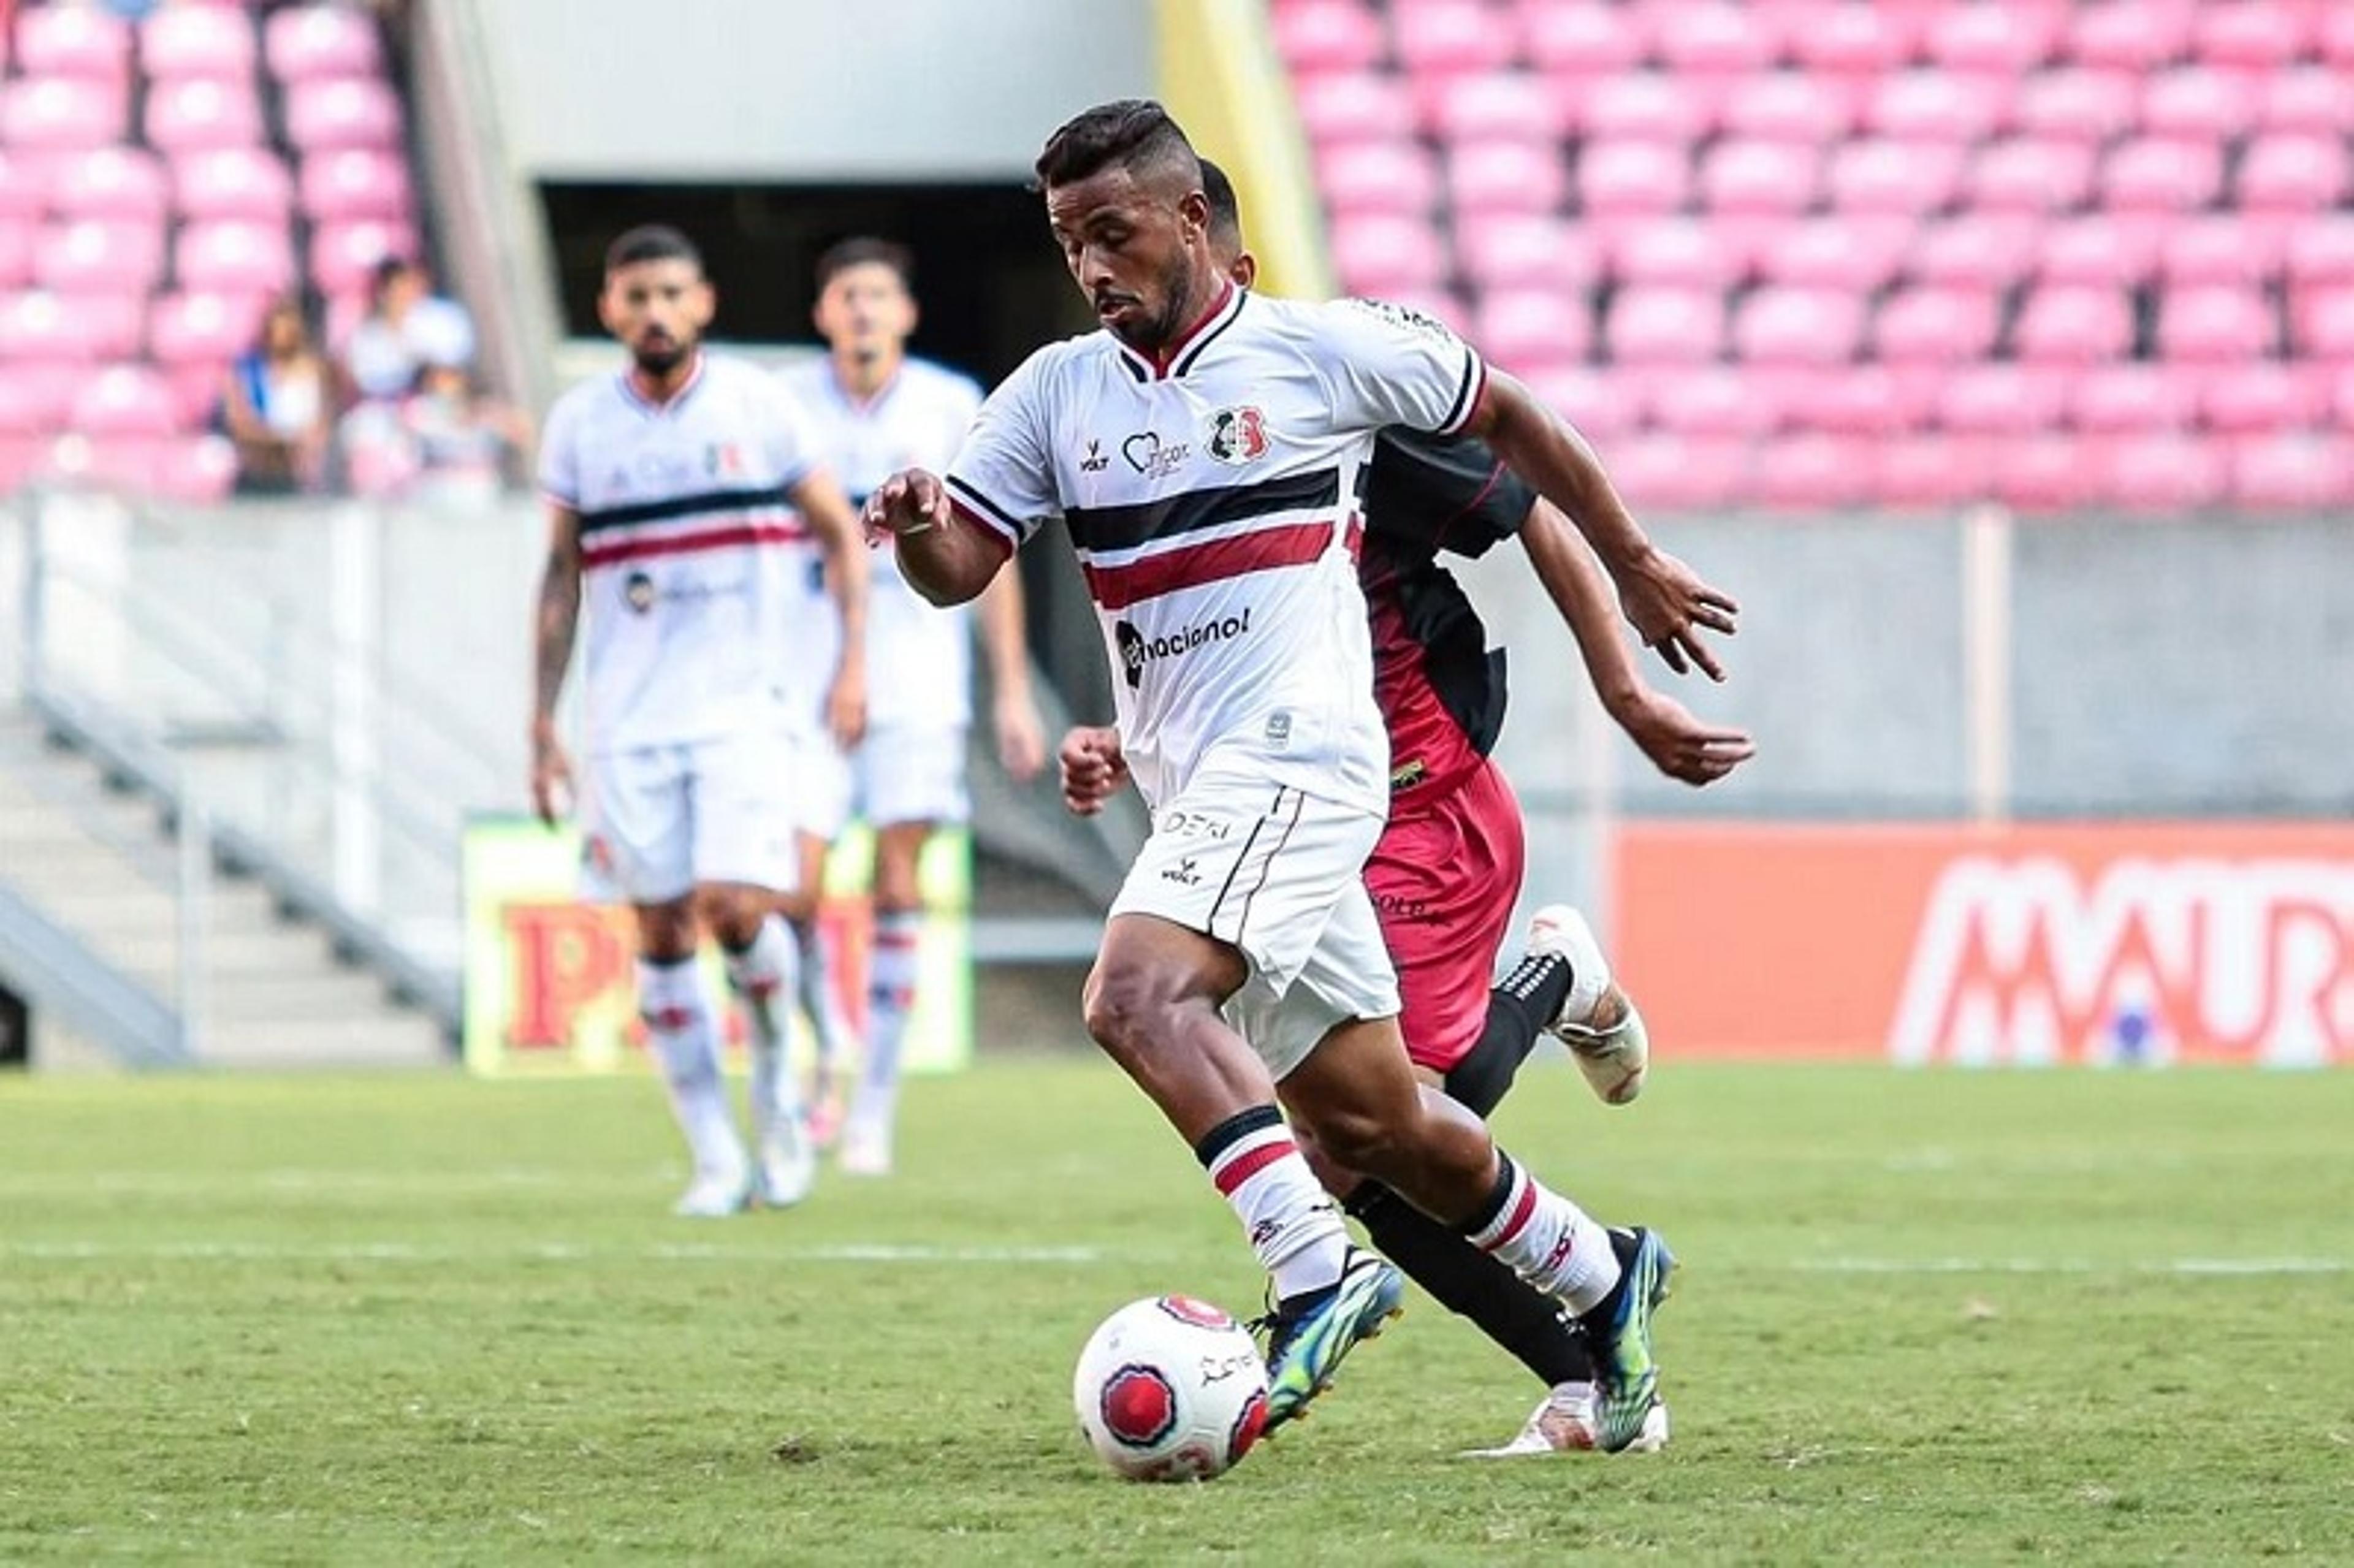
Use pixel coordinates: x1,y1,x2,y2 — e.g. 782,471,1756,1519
0,708,446,1070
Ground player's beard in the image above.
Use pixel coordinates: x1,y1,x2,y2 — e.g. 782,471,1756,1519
631,332,692,378
1114,249,1199,356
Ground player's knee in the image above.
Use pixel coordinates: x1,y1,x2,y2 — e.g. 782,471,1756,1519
695,886,767,948
1081,960,1179,1057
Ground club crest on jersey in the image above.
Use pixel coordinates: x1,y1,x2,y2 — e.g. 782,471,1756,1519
1205,406,1268,465
1122,431,1190,479
705,441,746,478
623,571,657,614
1079,439,1111,473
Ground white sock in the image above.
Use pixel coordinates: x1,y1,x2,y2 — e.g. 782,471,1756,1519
638,956,747,1180
792,918,854,1087
1199,1108,1349,1303
723,918,803,1141
1463,1152,1622,1315
853,908,922,1134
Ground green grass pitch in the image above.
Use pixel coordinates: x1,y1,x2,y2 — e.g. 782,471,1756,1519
2,1059,2349,1564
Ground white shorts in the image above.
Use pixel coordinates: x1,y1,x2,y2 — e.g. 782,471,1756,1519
581,729,801,905
1107,771,1400,1080
798,721,970,841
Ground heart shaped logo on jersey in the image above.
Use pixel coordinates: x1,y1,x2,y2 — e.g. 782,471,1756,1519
1121,432,1162,473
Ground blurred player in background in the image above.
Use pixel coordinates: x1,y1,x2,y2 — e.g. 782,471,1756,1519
778,238,1049,1176
867,101,1737,1448
1062,158,1753,1453
531,225,870,1217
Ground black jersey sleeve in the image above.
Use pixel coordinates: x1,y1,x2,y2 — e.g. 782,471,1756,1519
1362,428,1538,563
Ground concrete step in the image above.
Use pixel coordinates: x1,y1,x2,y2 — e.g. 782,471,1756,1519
200,1013,448,1070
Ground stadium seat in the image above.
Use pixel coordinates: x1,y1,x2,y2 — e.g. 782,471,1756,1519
0,289,143,362
1577,71,1708,143
2157,287,2276,361
2260,67,2354,137
1965,138,2098,213
1392,0,1518,77
1874,287,2002,364
2324,5,2354,66
153,435,242,504
12,4,134,82
2068,1,2198,70
2192,2,2312,68
1328,212,1449,295
1420,70,1563,141
140,4,259,80
1454,211,1599,289
2230,433,2352,508
1752,432,1871,510
1577,139,1692,215
2068,363,2198,432
1606,287,1724,363
1607,216,1739,289
2100,137,2226,211
1639,363,1783,436
1867,70,2010,143
1,78,131,150
70,365,184,438
1445,138,1564,216
1699,140,1819,215
2285,216,2354,288
1733,286,1865,365
1720,71,1861,145
1596,433,1746,509
1780,2,1918,74
308,218,418,296
2238,136,2351,213
1873,435,1985,509
1471,287,1592,371
1991,434,2096,513
2200,364,2326,433
1518,1,1649,76
1762,215,1911,291
1786,363,1940,435
150,291,271,367
144,77,267,151
2101,433,2228,511
1317,140,1439,216
2039,213,2166,286
48,147,170,221
1293,72,1411,142
1520,361,1634,439
175,147,297,223
0,368,88,434
1938,364,2068,435
283,78,406,152
0,223,33,291
1650,1,1772,77
2290,287,2354,360
2160,213,2294,287
33,218,166,293
163,359,231,430
175,220,297,296
2139,66,2261,140
1827,139,1965,214
1924,4,2063,72
0,151,44,224
2008,67,2139,140
1908,214,2043,289
1269,0,1388,73
2013,284,2136,363
264,4,387,81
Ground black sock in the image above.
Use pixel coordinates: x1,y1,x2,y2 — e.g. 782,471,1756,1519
1346,1181,1594,1387
1443,957,1575,1116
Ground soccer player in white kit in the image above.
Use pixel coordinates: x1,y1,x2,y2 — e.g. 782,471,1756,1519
531,225,871,1217
864,102,1737,1450
776,239,1048,1176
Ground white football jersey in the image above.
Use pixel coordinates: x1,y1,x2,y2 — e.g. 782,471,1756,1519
539,352,827,755
946,287,1485,812
776,356,983,730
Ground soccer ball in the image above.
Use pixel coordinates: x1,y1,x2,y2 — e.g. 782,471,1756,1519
1072,1295,1270,1482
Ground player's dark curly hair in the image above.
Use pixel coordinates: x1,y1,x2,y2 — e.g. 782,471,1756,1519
1033,99,1201,192
604,224,703,276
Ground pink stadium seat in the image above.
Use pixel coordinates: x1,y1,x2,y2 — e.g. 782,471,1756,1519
1421,70,1564,141
2140,66,2261,140
1640,364,1781,436
2040,213,2166,286
1518,1,1649,76
2238,136,2350,213
1651,1,1772,76
2013,284,2135,363
2102,433,2228,511
2261,67,2354,137
1599,433,1745,509
1269,0,1388,72
1867,70,2009,144
1607,216,1740,289
1938,363,2068,435
1827,139,1965,215
2161,213,2294,287
0,436,49,492
1909,213,2043,288
264,4,386,81
1444,139,1563,216
1294,72,1411,143
1327,212,1449,295
1471,287,1592,370
0,289,143,361
2230,434,2352,509
1577,139,1692,215
2158,286,2276,360
1453,211,1599,289
0,151,44,223
1992,435,2096,512
1392,0,1518,76
1761,216,1911,291
1875,286,2002,363
2325,6,2354,66
144,78,267,151
33,218,165,293
1,78,131,150
2290,287,2354,360
2069,364,2198,432
2068,1,2197,70
150,291,271,366
2200,363,2325,433
1606,287,1723,363
1520,362,1634,440
1966,138,2097,213
283,78,405,152
0,223,32,291
12,4,133,81
164,359,231,428
2190,2,2310,69
2101,138,2226,211
1924,4,2063,72
1780,2,1919,74
174,147,297,223
1578,72,1708,143
1720,71,1861,144
175,219,297,296
0,368,89,434
48,147,169,221
1318,141,1439,216
1753,432,1871,510
1698,140,1818,215
140,4,258,80
297,147,413,222
71,366,184,438
309,218,418,295
148,435,241,504
1873,436,1984,508
1734,286,1866,365
2008,67,2139,140
2285,216,2354,287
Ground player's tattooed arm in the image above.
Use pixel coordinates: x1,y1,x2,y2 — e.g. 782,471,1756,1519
529,503,583,826
1460,369,1740,679
1520,503,1754,788
863,468,1014,608
791,467,870,748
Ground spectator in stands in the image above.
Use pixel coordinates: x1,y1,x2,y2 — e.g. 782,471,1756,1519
343,257,477,405
221,297,333,496
399,360,532,504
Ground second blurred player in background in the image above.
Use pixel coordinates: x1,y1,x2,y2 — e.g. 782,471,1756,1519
779,240,1049,1175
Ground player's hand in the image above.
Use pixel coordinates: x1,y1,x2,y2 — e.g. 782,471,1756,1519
1609,688,1754,787
529,724,574,827
826,665,867,750
1613,549,1739,682
861,468,952,547
995,693,1048,783
1058,725,1129,816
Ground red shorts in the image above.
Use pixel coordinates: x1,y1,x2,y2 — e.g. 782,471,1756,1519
1363,758,1526,1073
